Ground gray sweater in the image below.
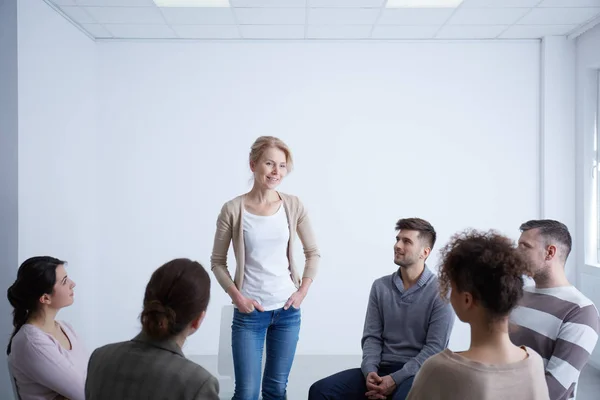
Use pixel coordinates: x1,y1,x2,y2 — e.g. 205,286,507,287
361,267,455,385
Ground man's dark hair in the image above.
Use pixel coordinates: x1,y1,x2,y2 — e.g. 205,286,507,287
395,218,436,249
520,219,572,261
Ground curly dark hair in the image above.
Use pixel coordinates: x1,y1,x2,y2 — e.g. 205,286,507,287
438,229,529,319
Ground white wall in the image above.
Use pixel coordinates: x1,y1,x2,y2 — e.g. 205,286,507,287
576,23,600,369
17,0,98,345
94,40,540,355
540,36,577,285
1,0,19,397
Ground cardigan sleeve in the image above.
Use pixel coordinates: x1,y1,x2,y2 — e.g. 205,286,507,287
295,197,321,281
210,202,236,292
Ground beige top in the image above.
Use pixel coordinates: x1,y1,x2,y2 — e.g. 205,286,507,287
406,347,550,400
210,192,320,292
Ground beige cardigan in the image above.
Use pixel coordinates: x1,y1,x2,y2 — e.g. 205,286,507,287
210,192,320,293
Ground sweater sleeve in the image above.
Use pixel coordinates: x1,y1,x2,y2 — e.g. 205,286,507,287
210,202,235,292
390,295,454,385
15,333,86,400
361,282,383,377
544,305,599,400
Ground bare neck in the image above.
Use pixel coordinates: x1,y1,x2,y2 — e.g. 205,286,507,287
246,185,279,204
399,263,425,290
28,308,58,333
463,316,524,364
535,264,571,289
174,334,186,349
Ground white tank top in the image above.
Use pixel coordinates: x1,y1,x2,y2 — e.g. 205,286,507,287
242,204,297,311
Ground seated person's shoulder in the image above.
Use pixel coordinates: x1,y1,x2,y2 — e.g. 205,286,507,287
372,273,395,288
179,359,219,396
524,347,545,367
10,324,56,358
87,340,132,370
419,351,450,373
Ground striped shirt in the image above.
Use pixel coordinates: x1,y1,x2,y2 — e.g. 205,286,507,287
509,286,600,400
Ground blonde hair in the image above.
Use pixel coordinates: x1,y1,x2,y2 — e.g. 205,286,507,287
249,136,294,173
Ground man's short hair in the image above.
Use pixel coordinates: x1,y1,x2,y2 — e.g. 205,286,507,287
396,218,436,249
519,219,572,261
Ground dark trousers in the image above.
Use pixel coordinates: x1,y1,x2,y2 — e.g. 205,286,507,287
308,364,414,400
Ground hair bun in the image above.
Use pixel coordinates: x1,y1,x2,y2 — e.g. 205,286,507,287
7,283,23,309
141,300,176,340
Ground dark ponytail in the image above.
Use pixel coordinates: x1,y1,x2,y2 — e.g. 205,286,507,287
6,256,65,355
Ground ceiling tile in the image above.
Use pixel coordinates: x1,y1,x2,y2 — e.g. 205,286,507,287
460,0,539,6
518,7,600,25
309,0,384,7
51,0,77,5
81,23,113,37
538,0,600,7
307,25,372,38
378,8,454,25
59,6,97,23
436,24,507,38
499,24,576,38
160,7,236,24
447,7,530,25
170,24,241,38
234,8,306,24
371,25,438,38
76,0,156,6
231,0,306,6
83,6,165,24
308,8,380,25
240,25,305,38
104,24,176,38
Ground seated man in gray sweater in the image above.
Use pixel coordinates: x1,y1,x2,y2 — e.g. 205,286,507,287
309,218,455,400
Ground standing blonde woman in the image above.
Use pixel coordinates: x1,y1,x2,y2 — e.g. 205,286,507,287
211,136,320,400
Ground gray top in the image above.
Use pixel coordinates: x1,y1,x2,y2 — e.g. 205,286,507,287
361,267,455,385
85,333,219,400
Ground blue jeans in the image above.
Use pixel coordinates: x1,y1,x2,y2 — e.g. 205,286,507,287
308,364,414,400
231,307,301,400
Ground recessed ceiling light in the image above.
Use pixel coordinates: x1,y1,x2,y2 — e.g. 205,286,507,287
153,0,230,7
386,0,464,7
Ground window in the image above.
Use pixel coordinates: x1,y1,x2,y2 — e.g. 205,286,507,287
596,71,600,262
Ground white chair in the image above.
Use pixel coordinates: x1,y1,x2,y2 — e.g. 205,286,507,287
217,305,235,378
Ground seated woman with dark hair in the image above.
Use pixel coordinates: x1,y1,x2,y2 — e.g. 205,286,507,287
406,230,550,400
7,256,88,400
85,258,219,400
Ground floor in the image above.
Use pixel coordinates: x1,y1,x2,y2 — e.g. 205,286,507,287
190,354,600,400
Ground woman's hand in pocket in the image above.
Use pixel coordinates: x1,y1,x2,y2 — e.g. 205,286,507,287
234,294,264,313
283,290,306,310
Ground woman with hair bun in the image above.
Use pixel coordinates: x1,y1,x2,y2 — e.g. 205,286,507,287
7,256,88,400
84,258,219,400
406,230,550,400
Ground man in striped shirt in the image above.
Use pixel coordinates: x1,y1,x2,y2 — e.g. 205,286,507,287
510,219,600,400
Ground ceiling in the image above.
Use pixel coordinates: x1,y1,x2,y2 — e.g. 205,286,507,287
46,0,600,41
